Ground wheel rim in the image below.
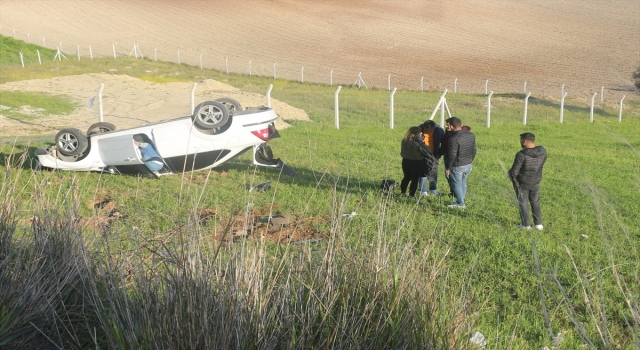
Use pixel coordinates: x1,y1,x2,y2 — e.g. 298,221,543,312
58,132,79,153
220,101,236,112
196,104,225,126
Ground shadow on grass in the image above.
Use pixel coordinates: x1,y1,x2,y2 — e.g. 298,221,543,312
0,145,41,170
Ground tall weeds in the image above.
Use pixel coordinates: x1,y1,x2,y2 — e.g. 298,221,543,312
1,149,477,349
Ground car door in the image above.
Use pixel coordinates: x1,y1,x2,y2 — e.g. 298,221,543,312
151,120,213,158
97,134,144,166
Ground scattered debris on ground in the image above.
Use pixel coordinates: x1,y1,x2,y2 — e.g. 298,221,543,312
213,209,325,244
84,196,125,228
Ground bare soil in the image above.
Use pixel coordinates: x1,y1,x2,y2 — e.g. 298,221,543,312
0,74,309,137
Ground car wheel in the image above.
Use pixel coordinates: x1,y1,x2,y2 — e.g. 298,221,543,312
87,122,116,136
192,101,230,130
215,97,242,114
55,128,88,156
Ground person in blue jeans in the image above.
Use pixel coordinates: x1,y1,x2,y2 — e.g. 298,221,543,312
134,135,164,172
400,127,435,197
444,117,476,208
417,120,445,196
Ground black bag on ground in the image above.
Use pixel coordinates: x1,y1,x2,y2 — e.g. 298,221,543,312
380,179,396,192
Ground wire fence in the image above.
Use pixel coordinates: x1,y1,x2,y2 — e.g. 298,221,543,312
2,29,635,128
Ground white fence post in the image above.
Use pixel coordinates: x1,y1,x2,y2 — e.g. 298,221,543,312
429,89,448,123
485,80,489,95
42,37,46,48
112,44,116,59
618,96,625,122
77,45,80,60
199,54,203,69
440,97,446,127
177,51,181,65
335,86,342,129
486,91,494,128
589,92,597,122
89,45,93,60
420,76,424,92
27,33,30,44
388,74,391,92
301,67,304,83
98,83,105,122
225,57,228,74
19,52,24,68
355,72,367,89
559,91,568,123
454,78,457,93
59,41,63,52
600,86,604,102
273,63,276,80
249,60,252,75
330,69,333,86
154,48,158,61
266,84,273,108
13,29,16,39
523,81,527,94
390,87,397,129
523,92,531,125
37,50,41,65
190,83,197,114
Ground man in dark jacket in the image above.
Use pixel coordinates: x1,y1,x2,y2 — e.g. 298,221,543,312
418,120,445,196
508,132,547,230
445,117,476,208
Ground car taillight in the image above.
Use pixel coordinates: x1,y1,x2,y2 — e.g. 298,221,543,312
251,128,270,141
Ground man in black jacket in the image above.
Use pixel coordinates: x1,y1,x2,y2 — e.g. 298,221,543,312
508,132,548,230
444,117,476,208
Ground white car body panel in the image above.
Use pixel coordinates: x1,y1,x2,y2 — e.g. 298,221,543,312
35,105,293,177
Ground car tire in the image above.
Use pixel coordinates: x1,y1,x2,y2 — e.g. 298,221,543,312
87,122,116,136
192,101,230,130
55,128,88,156
215,97,243,114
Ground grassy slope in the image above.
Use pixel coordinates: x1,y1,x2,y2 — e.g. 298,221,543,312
2,35,640,348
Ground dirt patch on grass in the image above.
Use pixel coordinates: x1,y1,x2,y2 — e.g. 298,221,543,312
212,208,326,244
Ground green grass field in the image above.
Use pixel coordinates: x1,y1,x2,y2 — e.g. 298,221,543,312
1,35,639,349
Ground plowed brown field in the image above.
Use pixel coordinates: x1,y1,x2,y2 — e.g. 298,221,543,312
1,0,638,97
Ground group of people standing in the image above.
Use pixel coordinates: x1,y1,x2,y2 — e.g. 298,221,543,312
399,118,547,229
399,117,476,209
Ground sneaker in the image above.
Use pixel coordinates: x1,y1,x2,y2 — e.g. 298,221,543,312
516,224,531,230
534,224,544,230
420,191,429,197
447,204,466,209
430,190,440,196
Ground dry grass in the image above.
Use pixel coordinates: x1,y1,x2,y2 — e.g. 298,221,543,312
1,148,479,349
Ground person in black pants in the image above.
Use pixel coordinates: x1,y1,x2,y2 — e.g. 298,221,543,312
400,126,435,197
508,132,548,230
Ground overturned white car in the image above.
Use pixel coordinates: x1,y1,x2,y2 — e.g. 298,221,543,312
35,98,296,177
